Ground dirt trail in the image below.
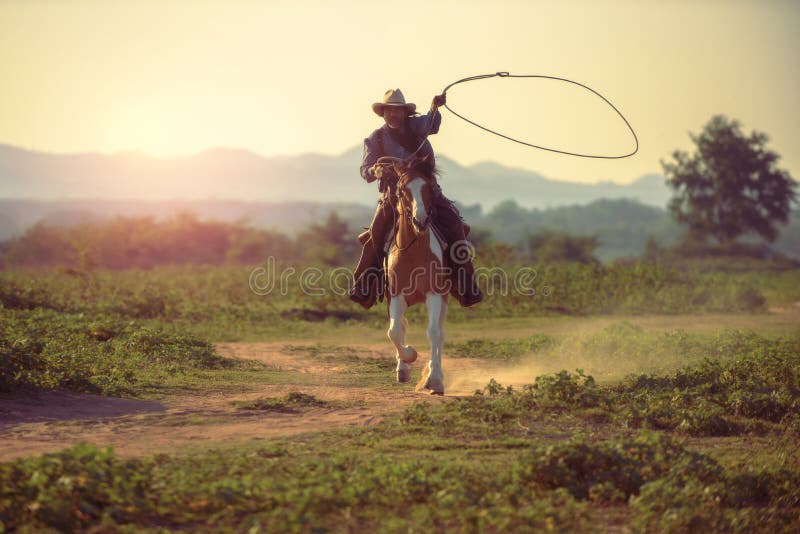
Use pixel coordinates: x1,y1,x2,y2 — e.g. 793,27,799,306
0,342,472,462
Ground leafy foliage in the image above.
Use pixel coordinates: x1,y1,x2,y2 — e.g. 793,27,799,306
402,329,799,440
0,444,152,532
0,443,589,532
295,212,361,267
527,230,599,264
515,432,688,500
1,307,799,531
662,115,798,244
0,309,229,395
0,263,771,339
631,455,800,533
618,330,800,435
1,213,298,268
475,198,684,262
2,430,797,533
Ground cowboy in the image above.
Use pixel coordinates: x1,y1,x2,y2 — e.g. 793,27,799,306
349,88,483,309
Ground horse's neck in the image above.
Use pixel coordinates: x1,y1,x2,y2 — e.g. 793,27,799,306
394,214,442,262
395,217,422,248
392,175,442,261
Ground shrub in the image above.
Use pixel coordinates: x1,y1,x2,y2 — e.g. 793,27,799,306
514,432,688,500
0,309,229,396
0,444,151,532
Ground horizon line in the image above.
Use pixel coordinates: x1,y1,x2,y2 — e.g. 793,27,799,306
0,140,664,187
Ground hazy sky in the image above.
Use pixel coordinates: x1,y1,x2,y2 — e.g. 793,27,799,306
1,0,798,184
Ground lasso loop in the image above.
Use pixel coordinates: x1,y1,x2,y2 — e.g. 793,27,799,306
439,72,639,160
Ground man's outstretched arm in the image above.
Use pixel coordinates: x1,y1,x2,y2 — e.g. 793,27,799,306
409,94,445,138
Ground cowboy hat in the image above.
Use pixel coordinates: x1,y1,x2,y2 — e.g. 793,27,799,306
372,88,416,117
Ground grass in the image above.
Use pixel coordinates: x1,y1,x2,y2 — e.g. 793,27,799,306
0,381,797,531
3,357,798,532
1,261,790,326
184,308,800,348
2,264,799,531
0,307,317,398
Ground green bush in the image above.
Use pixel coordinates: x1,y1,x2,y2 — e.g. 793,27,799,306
0,443,589,532
401,329,799,438
0,278,57,310
632,459,800,533
514,432,687,500
0,309,229,395
531,368,601,407
0,263,773,332
617,330,800,435
0,444,152,532
401,370,606,431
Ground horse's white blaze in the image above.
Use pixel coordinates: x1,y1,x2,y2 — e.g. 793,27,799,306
407,178,428,228
406,177,442,261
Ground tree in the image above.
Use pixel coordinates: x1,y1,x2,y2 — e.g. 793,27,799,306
527,230,598,264
662,115,797,244
297,212,359,266
642,235,664,262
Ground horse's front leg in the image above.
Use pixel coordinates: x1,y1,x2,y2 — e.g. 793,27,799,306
388,296,417,383
423,293,446,395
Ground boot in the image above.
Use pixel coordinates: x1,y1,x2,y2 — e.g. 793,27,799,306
451,259,483,307
350,244,383,309
350,268,380,309
350,198,393,309
350,230,389,309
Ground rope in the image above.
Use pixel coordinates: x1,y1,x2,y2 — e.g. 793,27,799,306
424,71,639,160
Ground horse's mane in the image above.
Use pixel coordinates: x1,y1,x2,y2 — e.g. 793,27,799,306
402,157,439,181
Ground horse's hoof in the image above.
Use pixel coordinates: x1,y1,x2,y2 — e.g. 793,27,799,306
397,368,411,383
399,347,418,364
424,377,444,396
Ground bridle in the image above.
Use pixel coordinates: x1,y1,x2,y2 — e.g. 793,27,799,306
376,156,434,252
385,158,436,252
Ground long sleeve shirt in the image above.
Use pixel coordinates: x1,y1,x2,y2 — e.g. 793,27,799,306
360,108,442,191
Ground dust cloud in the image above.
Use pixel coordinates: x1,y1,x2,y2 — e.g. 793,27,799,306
440,320,689,396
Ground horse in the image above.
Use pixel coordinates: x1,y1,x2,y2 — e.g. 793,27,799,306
380,156,449,395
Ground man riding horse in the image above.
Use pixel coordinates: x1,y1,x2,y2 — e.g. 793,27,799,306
350,88,483,309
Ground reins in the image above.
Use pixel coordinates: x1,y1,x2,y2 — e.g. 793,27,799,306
392,168,435,253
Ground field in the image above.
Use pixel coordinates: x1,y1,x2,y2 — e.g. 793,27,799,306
1,264,799,532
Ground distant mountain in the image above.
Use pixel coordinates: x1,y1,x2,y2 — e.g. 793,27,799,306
445,160,669,208
4,143,799,260
0,143,671,209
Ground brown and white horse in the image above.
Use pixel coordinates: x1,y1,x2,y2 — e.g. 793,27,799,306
382,157,449,395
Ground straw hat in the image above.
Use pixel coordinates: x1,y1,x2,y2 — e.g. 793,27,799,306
372,88,416,117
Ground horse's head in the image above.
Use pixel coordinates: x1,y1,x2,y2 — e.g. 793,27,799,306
395,156,437,235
